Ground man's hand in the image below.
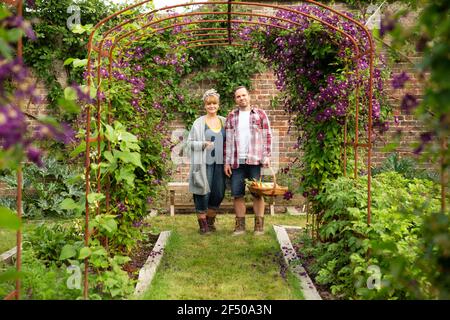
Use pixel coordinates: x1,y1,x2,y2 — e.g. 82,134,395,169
224,164,232,177
262,157,271,168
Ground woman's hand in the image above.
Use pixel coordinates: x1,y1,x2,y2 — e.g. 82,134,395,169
203,141,214,150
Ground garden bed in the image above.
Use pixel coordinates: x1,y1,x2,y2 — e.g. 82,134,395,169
285,228,336,300
123,232,160,280
0,222,163,300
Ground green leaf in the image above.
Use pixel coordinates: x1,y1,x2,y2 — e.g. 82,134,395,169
113,255,131,265
64,86,77,100
91,247,107,256
6,29,22,42
78,247,92,260
0,270,23,282
101,218,117,234
114,151,144,170
116,167,135,186
60,244,77,260
0,206,20,230
0,38,13,59
58,97,80,114
71,24,93,34
73,59,88,68
117,131,138,143
60,198,81,211
0,7,12,21
103,151,114,163
63,58,75,66
87,193,105,204
70,141,86,158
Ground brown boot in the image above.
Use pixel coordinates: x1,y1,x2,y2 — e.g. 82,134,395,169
197,217,210,235
233,217,246,236
206,215,217,232
254,216,264,235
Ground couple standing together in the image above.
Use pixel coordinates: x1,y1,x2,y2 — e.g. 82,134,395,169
187,86,272,236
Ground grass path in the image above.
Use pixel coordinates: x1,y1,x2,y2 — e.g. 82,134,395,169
0,229,16,254
142,213,306,300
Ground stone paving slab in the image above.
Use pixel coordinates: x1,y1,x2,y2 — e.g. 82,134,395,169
0,246,20,264
133,231,171,297
273,225,322,300
286,206,306,216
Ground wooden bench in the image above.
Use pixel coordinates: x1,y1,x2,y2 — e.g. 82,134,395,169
167,182,189,216
167,182,276,216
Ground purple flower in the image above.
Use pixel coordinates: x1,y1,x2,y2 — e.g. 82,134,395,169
4,16,36,41
380,16,396,37
401,94,419,114
413,144,424,155
372,99,381,119
0,105,27,149
283,191,294,200
26,0,36,8
72,84,94,104
26,146,43,167
391,72,410,89
420,132,432,143
317,132,325,141
34,123,75,144
132,220,143,228
117,201,127,212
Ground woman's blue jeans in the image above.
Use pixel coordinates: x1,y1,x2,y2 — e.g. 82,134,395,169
193,163,225,212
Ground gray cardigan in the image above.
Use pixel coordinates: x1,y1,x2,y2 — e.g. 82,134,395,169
186,115,226,195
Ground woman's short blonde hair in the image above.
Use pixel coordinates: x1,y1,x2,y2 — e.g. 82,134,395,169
202,89,220,103
203,94,219,104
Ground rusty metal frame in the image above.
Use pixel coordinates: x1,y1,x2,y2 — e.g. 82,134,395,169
3,0,23,301
3,0,379,300
82,0,373,300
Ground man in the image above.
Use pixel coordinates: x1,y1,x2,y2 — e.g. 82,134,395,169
224,86,272,235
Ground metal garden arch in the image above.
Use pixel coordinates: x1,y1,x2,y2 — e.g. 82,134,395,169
83,0,375,300
4,0,376,300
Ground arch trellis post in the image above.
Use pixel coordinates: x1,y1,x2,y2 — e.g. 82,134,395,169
83,0,375,300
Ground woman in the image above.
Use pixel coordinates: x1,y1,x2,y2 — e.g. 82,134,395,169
187,89,226,234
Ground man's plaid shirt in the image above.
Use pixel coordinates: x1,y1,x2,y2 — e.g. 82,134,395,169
224,107,272,169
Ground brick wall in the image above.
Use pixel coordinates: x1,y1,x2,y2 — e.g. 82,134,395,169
0,76,49,197
169,71,301,183
371,57,425,167
169,1,426,183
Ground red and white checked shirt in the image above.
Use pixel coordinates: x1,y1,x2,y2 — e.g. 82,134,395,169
224,107,272,169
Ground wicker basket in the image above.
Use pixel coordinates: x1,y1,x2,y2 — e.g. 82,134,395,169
247,167,288,197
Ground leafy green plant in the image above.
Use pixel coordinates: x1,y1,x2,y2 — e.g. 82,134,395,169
372,152,439,181
0,249,80,300
298,172,441,299
0,156,85,219
24,222,82,267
